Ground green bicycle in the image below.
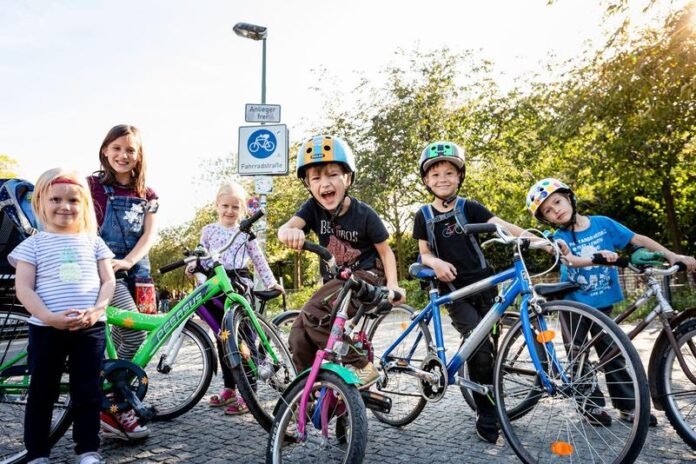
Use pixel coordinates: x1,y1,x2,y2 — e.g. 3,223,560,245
0,211,295,463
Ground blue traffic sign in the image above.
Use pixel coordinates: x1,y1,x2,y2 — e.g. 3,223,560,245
247,129,277,159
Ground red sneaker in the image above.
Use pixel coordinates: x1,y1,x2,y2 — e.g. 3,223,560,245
100,410,150,440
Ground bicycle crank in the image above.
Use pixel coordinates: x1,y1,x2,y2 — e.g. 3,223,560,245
418,354,447,402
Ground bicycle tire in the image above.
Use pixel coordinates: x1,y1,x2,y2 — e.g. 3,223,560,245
146,320,216,421
266,370,368,464
495,301,649,464
0,309,73,464
228,307,297,432
655,317,696,449
367,305,428,426
270,310,298,344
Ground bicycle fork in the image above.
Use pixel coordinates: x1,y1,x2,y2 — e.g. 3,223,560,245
157,318,189,374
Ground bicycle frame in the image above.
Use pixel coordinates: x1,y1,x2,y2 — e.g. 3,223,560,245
381,253,566,396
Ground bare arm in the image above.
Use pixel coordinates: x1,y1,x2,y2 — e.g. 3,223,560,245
631,234,696,271
78,258,116,328
277,216,307,250
374,240,406,303
418,239,457,282
488,216,569,255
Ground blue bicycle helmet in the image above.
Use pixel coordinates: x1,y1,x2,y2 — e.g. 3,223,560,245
296,135,356,183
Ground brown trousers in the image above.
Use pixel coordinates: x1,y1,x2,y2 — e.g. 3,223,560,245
289,269,385,372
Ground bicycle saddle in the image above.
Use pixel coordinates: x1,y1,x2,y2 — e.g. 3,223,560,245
253,289,282,302
408,263,436,281
533,282,579,299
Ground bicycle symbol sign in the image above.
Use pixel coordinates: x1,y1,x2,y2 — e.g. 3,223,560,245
247,129,276,159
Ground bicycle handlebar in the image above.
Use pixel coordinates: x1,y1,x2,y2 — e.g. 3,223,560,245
302,241,334,263
590,253,685,275
159,259,190,274
462,223,498,235
158,210,266,274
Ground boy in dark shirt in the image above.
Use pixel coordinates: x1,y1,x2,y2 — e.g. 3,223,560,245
413,141,530,443
278,135,405,386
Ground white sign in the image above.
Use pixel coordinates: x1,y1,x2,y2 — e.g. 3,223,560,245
238,124,289,176
245,104,281,123
255,176,274,194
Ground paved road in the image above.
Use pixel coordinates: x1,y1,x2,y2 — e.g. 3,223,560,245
43,318,696,463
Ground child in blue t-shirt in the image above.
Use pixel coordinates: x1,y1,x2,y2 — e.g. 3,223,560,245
526,178,696,427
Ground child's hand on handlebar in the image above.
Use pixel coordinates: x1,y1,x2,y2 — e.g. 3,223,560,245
278,227,305,250
666,253,696,272
388,284,406,305
184,262,196,277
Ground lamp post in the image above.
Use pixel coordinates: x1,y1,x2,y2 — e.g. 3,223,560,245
233,22,268,104
234,22,270,298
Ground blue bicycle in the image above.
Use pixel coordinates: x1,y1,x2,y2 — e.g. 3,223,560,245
368,224,650,463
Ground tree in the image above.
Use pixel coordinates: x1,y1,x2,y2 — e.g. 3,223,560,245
556,3,696,252
0,154,18,178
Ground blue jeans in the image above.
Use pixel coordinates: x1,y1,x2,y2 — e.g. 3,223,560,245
25,323,105,459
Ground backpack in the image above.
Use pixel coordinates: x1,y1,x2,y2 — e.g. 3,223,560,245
420,196,487,270
0,179,39,286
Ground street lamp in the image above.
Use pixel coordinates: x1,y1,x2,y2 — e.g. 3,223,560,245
233,22,268,104
234,22,271,299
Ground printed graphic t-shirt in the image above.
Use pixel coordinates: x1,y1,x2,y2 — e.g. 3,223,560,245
9,232,114,326
412,199,494,288
553,215,635,308
296,197,389,281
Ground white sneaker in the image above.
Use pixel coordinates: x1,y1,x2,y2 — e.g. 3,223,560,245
100,410,150,440
76,452,104,464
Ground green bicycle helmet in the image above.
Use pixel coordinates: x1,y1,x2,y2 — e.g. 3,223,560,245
296,135,356,183
418,141,466,179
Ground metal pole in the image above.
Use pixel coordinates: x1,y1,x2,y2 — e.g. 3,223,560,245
261,38,267,105
255,37,268,301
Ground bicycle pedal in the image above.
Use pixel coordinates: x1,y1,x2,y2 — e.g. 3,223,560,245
360,390,392,414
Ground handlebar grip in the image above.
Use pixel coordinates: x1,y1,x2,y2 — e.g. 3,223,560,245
158,260,187,274
239,210,265,231
390,290,403,302
676,262,687,272
302,241,333,262
462,223,498,235
591,253,629,268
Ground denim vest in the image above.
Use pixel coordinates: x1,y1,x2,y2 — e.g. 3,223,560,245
99,185,151,285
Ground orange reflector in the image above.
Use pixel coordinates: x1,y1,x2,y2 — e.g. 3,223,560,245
551,441,574,456
536,330,556,343
400,322,408,330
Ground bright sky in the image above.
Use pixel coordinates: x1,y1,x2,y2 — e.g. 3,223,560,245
1,0,617,228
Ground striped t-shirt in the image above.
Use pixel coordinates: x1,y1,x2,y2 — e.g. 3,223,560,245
8,232,114,326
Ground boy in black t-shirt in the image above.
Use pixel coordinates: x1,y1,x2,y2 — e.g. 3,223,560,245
413,141,529,444
278,135,405,385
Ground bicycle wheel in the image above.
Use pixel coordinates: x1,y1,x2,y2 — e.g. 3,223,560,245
655,317,696,449
0,309,72,464
266,370,368,464
367,305,428,426
271,310,299,345
228,307,297,432
495,301,649,464
145,320,216,421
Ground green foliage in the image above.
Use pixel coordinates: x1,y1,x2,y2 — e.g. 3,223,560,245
0,154,18,178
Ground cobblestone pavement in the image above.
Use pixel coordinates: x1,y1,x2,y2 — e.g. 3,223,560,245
42,318,696,463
